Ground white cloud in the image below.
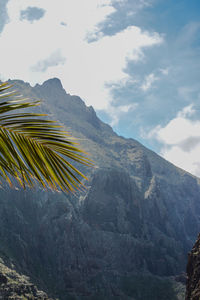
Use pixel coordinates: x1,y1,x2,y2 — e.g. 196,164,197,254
149,105,200,176
178,86,198,101
141,73,158,91
0,0,162,112
177,104,195,118
31,50,66,72
152,105,196,145
161,145,200,177
109,103,138,126
160,68,169,75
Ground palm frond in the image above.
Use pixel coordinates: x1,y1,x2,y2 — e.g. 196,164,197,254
0,82,92,192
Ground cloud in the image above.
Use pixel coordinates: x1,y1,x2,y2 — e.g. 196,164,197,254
140,67,170,91
161,146,200,177
141,73,158,91
60,21,67,27
109,16,200,150
177,104,195,118
0,0,9,34
98,0,154,36
0,0,163,113
148,105,200,176
160,68,169,75
150,105,197,145
179,136,200,152
109,103,138,126
31,50,66,72
20,6,46,23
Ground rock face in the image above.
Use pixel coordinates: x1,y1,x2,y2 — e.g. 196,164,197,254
0,259,52,299
186,235,200,300
0,78,199,299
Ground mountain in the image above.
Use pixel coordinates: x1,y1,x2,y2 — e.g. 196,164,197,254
0,77,199,299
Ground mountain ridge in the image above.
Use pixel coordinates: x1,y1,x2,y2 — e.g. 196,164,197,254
10,77,199,180
0,77,198,299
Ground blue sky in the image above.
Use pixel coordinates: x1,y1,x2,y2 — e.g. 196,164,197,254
0,0,200,176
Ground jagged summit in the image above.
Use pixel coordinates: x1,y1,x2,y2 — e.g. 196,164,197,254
41,77,63,89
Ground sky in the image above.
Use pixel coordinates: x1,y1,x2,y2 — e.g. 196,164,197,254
0,0,200,176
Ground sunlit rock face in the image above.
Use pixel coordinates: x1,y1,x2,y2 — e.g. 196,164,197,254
0,259,52,299
0,78,199,299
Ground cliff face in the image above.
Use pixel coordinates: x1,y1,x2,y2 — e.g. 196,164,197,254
186,235,200,300
0,259,52,299
0,78,198,299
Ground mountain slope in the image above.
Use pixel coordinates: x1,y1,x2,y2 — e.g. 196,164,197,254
0,77,198,299
0,258,52,299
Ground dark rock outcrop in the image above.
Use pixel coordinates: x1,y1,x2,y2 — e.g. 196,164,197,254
186,234,200,300
0,259,52,299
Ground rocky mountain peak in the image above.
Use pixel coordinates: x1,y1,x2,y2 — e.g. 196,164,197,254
41,77,63,89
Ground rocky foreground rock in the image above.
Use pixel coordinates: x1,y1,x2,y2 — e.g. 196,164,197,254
0,78,198,299
186,234,200,300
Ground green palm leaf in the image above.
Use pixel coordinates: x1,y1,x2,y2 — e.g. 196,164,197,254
0,82,92,192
